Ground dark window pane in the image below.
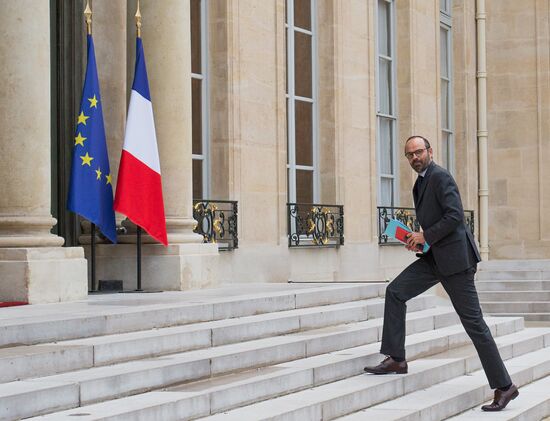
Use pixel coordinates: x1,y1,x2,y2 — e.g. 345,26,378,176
378,58,391,114
294,31,312,98
286,98,290,165
442,131,451,169
294,0,311,31
379,117,393,175
440,27,449,78
287,168,295,203
380,177,393,206
285,27,288,94
192,159,203,200
441,79,449,129
295,100,313,166
378,0,390,56
192,78,202,155
191,0,201,74
296,169,313,203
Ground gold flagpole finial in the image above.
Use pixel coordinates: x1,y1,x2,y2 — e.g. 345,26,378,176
84,0,92,35
135,0,142,38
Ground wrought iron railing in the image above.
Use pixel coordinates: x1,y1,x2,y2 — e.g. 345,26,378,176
193,200,238,251
287,203,344,248
378,206,475,245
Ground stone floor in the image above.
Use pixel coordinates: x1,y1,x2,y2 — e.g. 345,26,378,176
0,282,548,420
0,282,345,322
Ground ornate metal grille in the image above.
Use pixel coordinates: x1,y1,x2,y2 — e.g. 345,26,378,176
378,206,475,245
193,200,238,251
287,203,344,248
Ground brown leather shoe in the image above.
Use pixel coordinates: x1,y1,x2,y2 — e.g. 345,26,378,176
481,384,519,411
363,356,408,374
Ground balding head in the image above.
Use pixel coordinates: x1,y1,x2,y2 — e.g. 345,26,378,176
404,135,433,173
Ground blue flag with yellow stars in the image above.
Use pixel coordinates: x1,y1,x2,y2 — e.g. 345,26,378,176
67,35,117,243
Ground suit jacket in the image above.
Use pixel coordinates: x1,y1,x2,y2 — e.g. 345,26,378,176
414,162,481,276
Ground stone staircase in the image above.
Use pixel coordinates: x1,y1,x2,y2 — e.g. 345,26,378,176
477,259,550,321
0,282,546,420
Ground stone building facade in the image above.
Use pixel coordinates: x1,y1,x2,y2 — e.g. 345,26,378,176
1,0,549,303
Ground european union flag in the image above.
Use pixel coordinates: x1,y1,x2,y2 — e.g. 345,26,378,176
67,35,117,243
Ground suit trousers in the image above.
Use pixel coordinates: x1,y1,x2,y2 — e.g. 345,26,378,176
379,254,512,389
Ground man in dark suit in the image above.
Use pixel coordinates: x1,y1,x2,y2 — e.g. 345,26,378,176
364,135,518,411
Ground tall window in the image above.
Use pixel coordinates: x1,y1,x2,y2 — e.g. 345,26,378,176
440,0,453,172
191,0,209,199
376,0,397,206
286,0,318,204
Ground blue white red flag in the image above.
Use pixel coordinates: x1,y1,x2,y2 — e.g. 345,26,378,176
114,37,167,246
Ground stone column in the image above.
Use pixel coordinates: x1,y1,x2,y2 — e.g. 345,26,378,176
476,0,489,260
94,0,219,291
139,0,204,244
0,0,87,303
94,0,127,217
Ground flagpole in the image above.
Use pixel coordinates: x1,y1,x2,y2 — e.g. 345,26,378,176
84,0,98,293
134,0,144,293
136,0,142,38
136,227,143,291
91,223,97,291
115,1,164,293
84,1,92,35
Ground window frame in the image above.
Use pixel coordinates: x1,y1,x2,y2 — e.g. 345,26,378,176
191,0,210,199
375,0,398,207
440,1,454,173
285,0,319,204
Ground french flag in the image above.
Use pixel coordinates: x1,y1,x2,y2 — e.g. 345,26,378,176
114,37,168,246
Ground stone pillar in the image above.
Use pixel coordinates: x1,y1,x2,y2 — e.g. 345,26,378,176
94,0,219,291
139,0,204,244
94,0,127,213
0,0,87,303
476,0,489,260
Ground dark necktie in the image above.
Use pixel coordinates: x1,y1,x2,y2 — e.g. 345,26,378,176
414,175,424,199
417,175,424,191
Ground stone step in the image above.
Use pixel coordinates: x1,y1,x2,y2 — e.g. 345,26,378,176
476,280,550,291
0,283,386,347
0,295,434,384
29,317,527,421
476,270,548,281
449,374,550,420
198,327,549,421
479,291,550,301
341,338,550,421
0,306,464,420
482,301,550,313
479,259,550,271
489,313,550,322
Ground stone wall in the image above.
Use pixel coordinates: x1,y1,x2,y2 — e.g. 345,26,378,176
486,0,550,258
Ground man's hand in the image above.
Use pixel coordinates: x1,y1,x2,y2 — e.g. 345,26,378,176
405,232,425,252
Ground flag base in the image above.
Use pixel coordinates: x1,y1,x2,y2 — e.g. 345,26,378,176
84,242,219,292
119,289,163,293
0,247,88,304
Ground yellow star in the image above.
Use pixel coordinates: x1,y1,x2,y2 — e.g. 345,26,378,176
105,174,112,185
77,111,90,125
74,132,87,146
88,95,99,109
80,152,94,166
95,167,102,180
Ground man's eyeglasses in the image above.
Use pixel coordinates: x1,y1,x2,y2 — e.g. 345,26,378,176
404,148,429,160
